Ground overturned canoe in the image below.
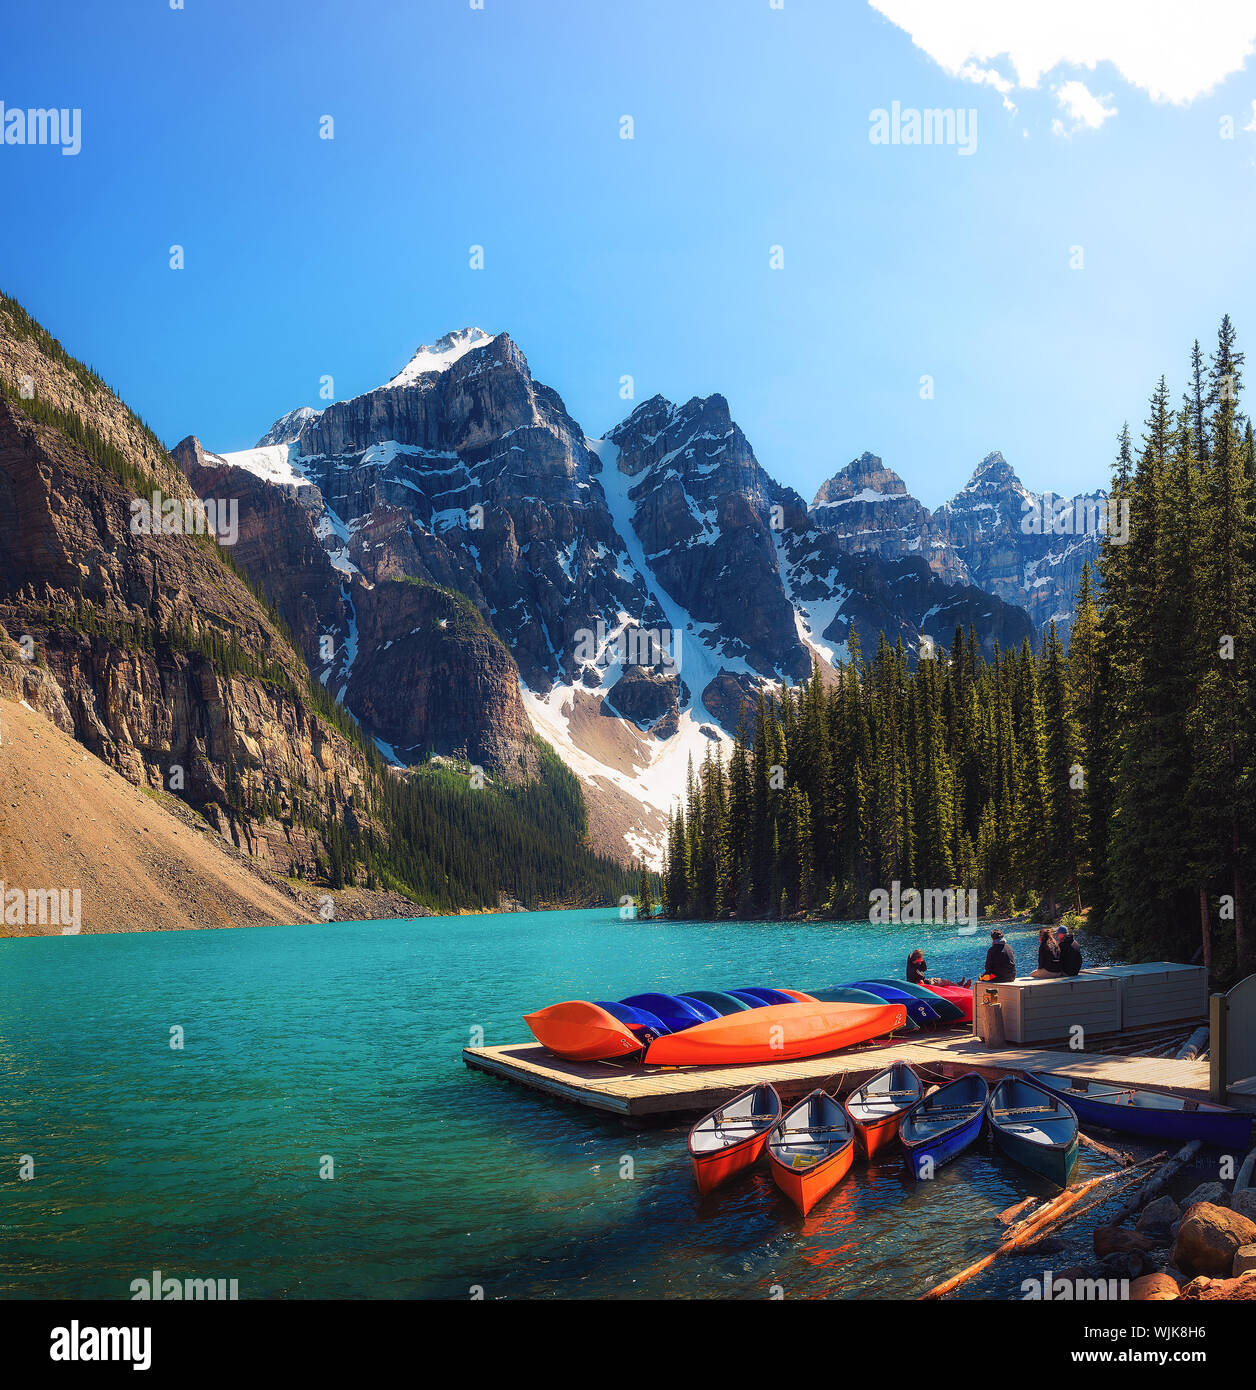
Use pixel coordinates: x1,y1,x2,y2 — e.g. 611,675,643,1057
643,1000,906,1066
921,981,974,1023
767,1089,855,1214
621,992,718,1031
681,989,753,1015
730,987,798,1006
865,978,966,1024
688,1082,783,1195
807,985,921,1032
594,999,671,1036
1031,1072,1253,1150
988,1077,1079,1186
850,981,944,1028
524,1000,645,1061
845,1061,923,1159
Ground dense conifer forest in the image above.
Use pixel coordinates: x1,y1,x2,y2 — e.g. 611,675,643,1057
663,318,1256,983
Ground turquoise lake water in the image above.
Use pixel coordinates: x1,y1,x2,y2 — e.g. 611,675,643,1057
0,910,1131,1300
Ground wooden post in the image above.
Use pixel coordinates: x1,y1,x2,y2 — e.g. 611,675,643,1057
1210,992,1228,1104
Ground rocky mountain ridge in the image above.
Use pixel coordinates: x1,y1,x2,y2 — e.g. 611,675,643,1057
811,448,1108,636
0,293,635,910
187,330,1062,867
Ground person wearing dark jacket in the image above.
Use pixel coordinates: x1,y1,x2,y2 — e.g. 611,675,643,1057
980,929,1016,982
1030,928,1063,978
1056,927,1082,977
906,950,969,988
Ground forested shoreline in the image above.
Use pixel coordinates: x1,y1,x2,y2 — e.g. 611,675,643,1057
661,318,1256,984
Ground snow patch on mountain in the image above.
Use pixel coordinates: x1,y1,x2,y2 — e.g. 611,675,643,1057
205,442,309,490
383,328,497,388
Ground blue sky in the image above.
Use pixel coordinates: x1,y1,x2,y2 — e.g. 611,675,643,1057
2,0,1256,507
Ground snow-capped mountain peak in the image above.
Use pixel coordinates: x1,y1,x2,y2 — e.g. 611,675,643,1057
384,328,498,389
255,405,322,449
964,450,1020,490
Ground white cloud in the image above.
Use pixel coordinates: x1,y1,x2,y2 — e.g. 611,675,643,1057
1053,80,1118,135
870,0,1256,108
957,60,1018,112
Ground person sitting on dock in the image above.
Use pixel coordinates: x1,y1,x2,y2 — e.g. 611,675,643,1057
906,949,969,989
1056,926,1082,977
1029,927,1064,979
979,929,1016,982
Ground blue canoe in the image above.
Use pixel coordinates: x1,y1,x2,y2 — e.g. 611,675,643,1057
595,1000,671,1035
863,978,966,1024
850,981,944,1028
681,989,753,1015
900,1073,989,1179
806,986,920,1032
1032,1072,1254,1150
730,987,797,1006
620,992,718,1033
988,1077,1079,1187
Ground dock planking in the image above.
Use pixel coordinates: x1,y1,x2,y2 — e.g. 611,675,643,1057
462,1031,1252,1119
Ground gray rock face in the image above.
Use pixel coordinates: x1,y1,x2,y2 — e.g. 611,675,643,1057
606,666,679,730
607,394,812,682
187,329,1079,862
809,448,1108,641
256,405,321,448
778,526,1034,664
810,451,936,564
934,452,1107,640
280,333,670,696
208,346,1043,753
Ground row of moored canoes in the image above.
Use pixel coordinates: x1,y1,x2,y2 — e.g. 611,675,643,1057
690,1065,1254,1214
525,978,971,1065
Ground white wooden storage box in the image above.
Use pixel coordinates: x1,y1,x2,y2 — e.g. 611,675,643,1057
1099,962,1208,1029
985,974,1122,1044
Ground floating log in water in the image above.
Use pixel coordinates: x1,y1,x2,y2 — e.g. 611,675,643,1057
1176,1026,1209,1061
919,1160,1158,1300
1029,1164,1156,1242
1077,1130,1134,1166
1004,1158,1155,1244
1107,1140,1201,1228
996,1195,1039,1226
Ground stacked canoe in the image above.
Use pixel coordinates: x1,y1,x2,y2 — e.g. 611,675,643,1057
524,976,969,1065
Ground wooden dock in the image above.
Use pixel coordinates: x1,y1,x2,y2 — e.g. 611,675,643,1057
462,1031,1254,1119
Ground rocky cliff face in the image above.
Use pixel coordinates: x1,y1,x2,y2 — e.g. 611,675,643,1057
173,432,536,775
189,332,1052,867
811,451,937,560
0,297,375,876
605,394,812,685
602,395,1032,683
809,449,1105,639
933,451,1106,635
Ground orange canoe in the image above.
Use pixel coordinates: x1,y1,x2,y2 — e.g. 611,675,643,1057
688,1082,783,1195
767,1089,855,1214
523,1000,643,1061
643,1000,906,1066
